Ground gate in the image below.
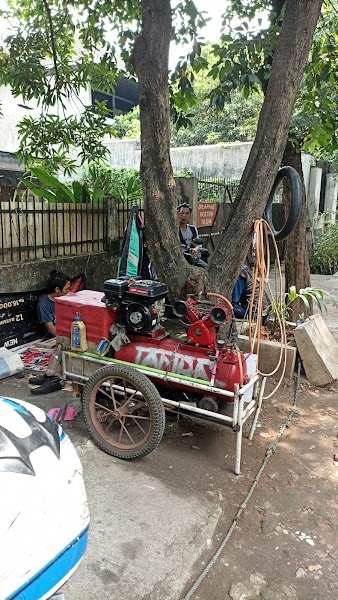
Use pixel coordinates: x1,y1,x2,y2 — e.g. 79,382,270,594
197,178,239,254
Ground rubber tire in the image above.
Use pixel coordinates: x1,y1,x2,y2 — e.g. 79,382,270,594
263,165,302,241
82,364,166,460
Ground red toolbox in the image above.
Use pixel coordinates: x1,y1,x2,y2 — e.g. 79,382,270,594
55,290,116,343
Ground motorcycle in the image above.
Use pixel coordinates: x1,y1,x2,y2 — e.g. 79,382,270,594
181,236,210,267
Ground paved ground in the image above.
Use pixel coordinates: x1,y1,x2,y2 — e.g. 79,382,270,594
310,273,338,341
1,273,337,600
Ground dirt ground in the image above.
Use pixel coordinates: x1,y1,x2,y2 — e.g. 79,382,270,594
185,378,338,600
2,370,337,600
1,273,337,600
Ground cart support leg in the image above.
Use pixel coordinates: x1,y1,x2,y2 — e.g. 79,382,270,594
249,376,266,441
234,385,244,476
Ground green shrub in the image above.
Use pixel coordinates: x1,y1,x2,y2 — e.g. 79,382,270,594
309,222,338,275
81,161,142,204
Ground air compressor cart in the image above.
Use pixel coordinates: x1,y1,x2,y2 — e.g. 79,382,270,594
57,280,266,475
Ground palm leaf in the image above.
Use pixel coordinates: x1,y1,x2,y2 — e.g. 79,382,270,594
21,178,57,203
30,166,75,203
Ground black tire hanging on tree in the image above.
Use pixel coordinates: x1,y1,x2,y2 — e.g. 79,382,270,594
82,364,165,459
263,165,302,241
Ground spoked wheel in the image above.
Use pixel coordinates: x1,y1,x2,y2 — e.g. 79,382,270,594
82,365,165,459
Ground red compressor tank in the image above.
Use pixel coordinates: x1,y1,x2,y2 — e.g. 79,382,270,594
114,335,249,397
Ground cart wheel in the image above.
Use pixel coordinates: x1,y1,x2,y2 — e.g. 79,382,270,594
82,365,165,459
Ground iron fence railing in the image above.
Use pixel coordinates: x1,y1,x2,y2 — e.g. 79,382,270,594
198,178,239,204
0,178,240,265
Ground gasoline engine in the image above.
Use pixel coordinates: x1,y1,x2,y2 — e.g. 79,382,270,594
102,278,168,335
102,278,254,412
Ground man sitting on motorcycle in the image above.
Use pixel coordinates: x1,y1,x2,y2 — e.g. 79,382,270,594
177,202,208,268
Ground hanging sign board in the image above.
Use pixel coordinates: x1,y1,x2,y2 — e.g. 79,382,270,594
196,202,217,228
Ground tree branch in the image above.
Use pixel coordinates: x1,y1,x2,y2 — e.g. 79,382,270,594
42,0,59,86
207,0,323,298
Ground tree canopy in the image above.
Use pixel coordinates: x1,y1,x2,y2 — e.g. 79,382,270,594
0,0,325,301
0,0,206,173
205,0,338,159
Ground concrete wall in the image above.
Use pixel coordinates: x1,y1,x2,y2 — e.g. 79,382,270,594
104,139,252,180
104,139,141,170
301,153,316,199
0,152,21,171
104,140,335,247
171,143,253,180
324,174,338,223
104,138,319,192
0,252,118,294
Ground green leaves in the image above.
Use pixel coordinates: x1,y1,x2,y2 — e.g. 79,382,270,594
21,165,104,203
170,89,262,147
21,179,57,203
285,285,337,315
0,0,142,173
80,162,142,204
16,103,114,175
268,283,337,324
1,0,335,174
310,222,338,275
197,0,338,163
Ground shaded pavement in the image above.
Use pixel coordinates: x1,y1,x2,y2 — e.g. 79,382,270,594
0,273,337,599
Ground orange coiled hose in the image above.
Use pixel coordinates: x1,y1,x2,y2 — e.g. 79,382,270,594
249,219,287,398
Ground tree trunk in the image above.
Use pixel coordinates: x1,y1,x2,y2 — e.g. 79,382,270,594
131,0,205,301
282,140,312,319
133,0,322,303
207,0,323,298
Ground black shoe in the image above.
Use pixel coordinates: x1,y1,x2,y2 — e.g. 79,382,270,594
30,377,64,395
28,373,48,386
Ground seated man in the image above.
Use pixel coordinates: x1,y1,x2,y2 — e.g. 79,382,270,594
232,265,270,321
177,202,208,268
37,270,71,338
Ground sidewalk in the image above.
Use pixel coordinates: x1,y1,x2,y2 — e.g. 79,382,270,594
0,274,337,600
310,273,338,341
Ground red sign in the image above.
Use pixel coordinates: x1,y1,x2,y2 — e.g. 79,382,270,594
197,202,217,228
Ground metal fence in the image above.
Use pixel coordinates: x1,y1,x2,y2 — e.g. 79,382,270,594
198,178,239,204
0,194,108,265
0,177,239,265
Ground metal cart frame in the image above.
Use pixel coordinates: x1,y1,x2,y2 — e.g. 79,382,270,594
62,350,266,475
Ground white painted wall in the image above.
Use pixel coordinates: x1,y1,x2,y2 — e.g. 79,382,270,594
104,139,253,180
0,84,92,153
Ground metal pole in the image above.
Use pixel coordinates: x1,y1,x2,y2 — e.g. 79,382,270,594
235,384,244,475
232,390,239,429
249,376,266,440
238,374,260,395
